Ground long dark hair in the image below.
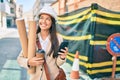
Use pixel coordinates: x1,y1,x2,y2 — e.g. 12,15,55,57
36,17,59,58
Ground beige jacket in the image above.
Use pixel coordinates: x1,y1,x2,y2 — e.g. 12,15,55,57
17,34,66,80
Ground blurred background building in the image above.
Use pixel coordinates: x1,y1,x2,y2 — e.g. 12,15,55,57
16,4,23,18
0,0,16,28
25,0,120,23
0,0,120,28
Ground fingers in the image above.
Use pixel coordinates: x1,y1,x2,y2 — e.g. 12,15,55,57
60,47,68,54
28,57,44,66
65,47,68,51
36,59,44,65
35,57,44,61
58,47,68,59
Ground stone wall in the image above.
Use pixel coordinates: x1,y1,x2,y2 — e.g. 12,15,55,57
67,0,120,13
52,0,120,15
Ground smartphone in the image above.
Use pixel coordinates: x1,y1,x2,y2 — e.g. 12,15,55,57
58,41,69,53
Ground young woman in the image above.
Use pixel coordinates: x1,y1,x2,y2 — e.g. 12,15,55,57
17,5,68,80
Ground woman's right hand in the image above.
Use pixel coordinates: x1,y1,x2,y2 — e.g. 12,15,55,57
28,57,44,67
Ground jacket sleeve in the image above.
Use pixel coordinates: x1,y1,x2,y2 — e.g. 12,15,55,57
56,56,66,66
17,50,29,69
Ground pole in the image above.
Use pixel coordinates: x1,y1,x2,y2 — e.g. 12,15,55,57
112,56,117,79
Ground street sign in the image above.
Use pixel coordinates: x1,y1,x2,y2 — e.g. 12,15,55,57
106,33,120,56
106,33,120,79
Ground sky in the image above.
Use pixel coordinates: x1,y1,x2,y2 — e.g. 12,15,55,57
16,0,35,12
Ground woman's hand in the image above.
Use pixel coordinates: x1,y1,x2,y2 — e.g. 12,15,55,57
58,47,68,60
28,57,44,67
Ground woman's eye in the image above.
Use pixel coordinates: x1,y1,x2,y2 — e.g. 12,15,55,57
39,16,51,21
46,18,51,21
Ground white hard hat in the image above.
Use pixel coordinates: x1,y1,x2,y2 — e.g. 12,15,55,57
39,5,57,20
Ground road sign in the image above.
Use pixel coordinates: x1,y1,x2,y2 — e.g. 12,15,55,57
106,33,120,79
106,33,120,56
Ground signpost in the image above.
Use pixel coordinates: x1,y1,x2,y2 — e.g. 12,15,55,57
106,33,120,79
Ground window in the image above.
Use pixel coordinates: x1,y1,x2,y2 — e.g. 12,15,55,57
10,0,13,3
10,8,14,13
0,0,4,2
7,0,13,3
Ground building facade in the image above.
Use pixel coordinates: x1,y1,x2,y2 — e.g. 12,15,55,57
22,0,120,28
0,0,16,28
0,0,10,28
52,0,120,15
16,4,23,19
7,0,16,28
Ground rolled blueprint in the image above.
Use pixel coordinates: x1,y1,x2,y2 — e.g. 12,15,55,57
27,21,37,74
16,19,28,58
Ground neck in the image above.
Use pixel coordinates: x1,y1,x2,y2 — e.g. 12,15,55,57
40,30,50,40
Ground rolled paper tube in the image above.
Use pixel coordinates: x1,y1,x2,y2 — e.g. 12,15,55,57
16,18,28,58
27,21,37,74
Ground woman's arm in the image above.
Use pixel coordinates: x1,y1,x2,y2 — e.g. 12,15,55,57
55,34,68,66
56,47,68,66
17,51,44,69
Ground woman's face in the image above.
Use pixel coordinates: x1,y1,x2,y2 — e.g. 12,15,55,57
39,13,52,31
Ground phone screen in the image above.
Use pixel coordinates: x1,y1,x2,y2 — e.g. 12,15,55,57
58,41,68,53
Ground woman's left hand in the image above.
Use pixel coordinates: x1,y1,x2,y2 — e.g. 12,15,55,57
58,47,68,60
